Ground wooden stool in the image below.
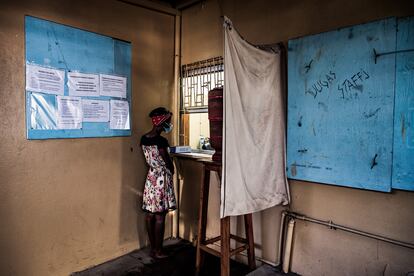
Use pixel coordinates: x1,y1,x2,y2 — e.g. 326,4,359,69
196,160,256,276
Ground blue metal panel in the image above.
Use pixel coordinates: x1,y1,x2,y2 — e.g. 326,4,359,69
287,18,396,192
392,16,414,191
25,16,132,139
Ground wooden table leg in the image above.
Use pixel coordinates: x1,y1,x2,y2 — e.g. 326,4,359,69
244,213,256,270
196,167,210,274
220,216,230,276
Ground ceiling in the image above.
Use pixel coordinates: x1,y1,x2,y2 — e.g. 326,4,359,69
150,0,204,9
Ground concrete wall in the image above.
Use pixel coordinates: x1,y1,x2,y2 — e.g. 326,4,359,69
0,1,175,275
180,0,414,275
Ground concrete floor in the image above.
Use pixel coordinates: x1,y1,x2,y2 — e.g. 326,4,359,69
72,239,297,276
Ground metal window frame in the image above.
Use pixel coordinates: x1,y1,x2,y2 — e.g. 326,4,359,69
180,56,224,113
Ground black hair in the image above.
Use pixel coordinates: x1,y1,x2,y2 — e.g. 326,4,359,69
149,107,171,118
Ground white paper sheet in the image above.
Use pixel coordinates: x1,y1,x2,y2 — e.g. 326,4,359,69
30,92,57,130
68,72,99,97
57,96,82,129
99,74,127,98
26,64,65,95
82,99,110,122
110,100,130,129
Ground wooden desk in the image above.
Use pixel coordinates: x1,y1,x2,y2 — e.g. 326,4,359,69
196,160,256,276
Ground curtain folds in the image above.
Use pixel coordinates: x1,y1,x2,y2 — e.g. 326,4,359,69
221,17,289,218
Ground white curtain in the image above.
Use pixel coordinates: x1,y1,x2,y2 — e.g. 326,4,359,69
221,17,290,218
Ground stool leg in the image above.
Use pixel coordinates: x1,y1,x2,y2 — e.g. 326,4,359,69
244,214,256,270
220,216,230,276
196,167,210,274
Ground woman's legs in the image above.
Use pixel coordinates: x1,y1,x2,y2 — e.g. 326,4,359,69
154,212,167,257
145,213,155,252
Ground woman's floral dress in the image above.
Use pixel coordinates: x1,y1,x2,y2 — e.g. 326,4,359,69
141,135,176,213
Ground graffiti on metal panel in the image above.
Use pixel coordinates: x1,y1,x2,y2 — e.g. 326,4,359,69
337,69,370,99
305,70,336,98
305,69,370,100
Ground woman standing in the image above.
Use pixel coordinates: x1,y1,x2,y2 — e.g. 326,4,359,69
141,107,176,258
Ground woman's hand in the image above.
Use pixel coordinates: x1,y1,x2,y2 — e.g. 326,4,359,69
159,147,174,174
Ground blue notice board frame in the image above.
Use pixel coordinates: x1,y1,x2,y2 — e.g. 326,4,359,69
25,16,132,139
287,18,397,192
392,16,414,191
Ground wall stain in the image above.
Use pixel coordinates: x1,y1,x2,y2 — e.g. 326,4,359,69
354,84,363,92
348,28,354,39
291,164,297,177
298,116,303,127
311,121,316,136
363,107,381,119
371,154,378,169
401,114,406,143
318,102,328,112
315,48,322,60
51,26,69,70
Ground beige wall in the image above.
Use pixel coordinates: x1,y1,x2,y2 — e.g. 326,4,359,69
180,0,414,275
0,1,175,275
189,113,210,149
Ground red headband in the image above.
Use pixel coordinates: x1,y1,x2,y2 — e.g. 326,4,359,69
151,113,171,126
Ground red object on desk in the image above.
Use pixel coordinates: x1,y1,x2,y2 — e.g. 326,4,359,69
208,87,223,163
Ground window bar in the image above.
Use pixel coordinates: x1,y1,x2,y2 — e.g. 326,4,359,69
195,65,203,107
207,58,212,105
193,63,197,107
192,67,195,107
180,56,224,111
184,65,190,108
190,63,194,107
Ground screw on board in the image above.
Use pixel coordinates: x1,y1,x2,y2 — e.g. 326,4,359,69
373,48,414,64
371,154,378,169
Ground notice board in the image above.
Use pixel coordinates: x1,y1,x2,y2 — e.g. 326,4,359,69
287,18,396,192
25,16,132,139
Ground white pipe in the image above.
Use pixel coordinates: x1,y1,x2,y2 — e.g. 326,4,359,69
282,219,295,273
287,212,414,250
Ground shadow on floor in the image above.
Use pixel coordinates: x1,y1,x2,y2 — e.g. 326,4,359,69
72,239,299,276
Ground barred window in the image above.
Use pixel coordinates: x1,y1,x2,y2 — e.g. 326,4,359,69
181,56,224,112
180,57,224,149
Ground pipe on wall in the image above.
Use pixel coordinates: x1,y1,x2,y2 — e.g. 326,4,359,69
278,210,414,272
286,212,414,250
282,218,295,273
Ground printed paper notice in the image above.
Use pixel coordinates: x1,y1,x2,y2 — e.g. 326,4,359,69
82,99,109,122
100,74,127,98
110,100,130,129
57,96,82,129
68,72,99,96
26,64,65,95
